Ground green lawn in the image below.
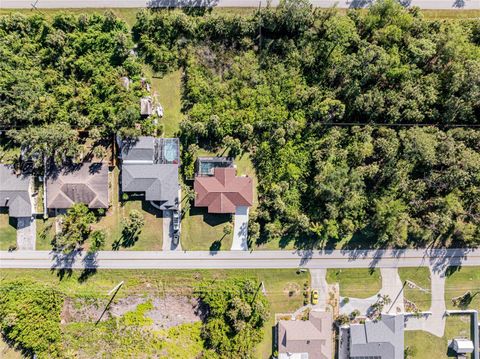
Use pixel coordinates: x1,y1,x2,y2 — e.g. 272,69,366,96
0,268,307,358
143,66,184,138
326,268,382,298
36,217,56,250
405,316,473,358
445,266,480,311
181,206,233,251
399,267,431,311
0,210,16,250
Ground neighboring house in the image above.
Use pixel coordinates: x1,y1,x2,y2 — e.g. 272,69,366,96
46,162,109,210
119,136,179,210
194,167,253,214
277,310,333,359
339,314,404,359
0,164,32,218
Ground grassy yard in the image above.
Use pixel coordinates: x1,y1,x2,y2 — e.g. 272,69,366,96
0,268,307,358
326,268,382,298
0,338,22,359
181,206,233,250
405,315,473,358
445,266,480,311
0,210,16,250
399,267,431,311
36,217,56,250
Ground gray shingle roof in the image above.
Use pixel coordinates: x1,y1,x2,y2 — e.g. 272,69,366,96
46,162,109,209
120,136,155,163
0,164,32,218
349,314,404,359
122,163,179,210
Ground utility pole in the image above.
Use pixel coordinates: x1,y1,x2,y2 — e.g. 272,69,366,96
95,281,124,325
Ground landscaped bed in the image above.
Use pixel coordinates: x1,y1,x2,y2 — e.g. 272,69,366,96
399,267,431,312
326,268,382,299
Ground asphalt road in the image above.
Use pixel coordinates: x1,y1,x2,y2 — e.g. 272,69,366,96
1,0,479,9
1,248,479,270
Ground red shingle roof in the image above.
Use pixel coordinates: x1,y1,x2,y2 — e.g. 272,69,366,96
194,168,253,214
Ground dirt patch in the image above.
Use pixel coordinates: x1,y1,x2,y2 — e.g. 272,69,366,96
61,295,206,329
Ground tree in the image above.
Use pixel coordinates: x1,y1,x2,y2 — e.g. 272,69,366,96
89,230,106,253
0,280,64,358
52,203,95,253
197,278,269,358
120,210,145,247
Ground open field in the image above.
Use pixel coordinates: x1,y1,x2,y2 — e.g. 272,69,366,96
326,268,382,298
405,315,473,358
0,210,16,250
399,267,431,311
0,268,307,358
445,266,480,311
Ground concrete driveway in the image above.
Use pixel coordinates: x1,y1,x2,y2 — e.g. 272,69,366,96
162,210,181,251
310,269,329,310
231,206,248,251
16,216,36,250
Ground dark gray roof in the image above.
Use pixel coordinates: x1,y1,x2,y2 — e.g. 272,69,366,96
120,136,155,163
0,164,32,218
46,162,109,209
349,314,404,359
122,163,179,210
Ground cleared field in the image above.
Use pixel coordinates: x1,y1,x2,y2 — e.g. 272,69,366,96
326,268,382,298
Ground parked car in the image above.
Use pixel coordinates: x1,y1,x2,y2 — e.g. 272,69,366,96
311,289,319,305
172,211,180,232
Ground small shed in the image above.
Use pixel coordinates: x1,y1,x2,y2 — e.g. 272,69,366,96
140,97,153,116
453,338,474,354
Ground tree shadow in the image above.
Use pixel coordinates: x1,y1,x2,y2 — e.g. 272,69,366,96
445,265,462,277
78,252,99,283
50,250,81,280
452,0,465,8
112,230,141,250
209,240,222,253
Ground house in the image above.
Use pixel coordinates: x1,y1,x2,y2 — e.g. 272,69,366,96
340,314,404,359
452,338,474,355
277,311,333,359
46,162,109,210
0,164,32,218
194,167,253,214
119,136,179,210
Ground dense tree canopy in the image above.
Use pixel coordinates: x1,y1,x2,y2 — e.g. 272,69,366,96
0,12,144,164
197,278,269,359
134,0,480,248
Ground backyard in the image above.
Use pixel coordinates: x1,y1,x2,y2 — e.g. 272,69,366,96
326,268,382,298
405,315,474,358
399,267,432,311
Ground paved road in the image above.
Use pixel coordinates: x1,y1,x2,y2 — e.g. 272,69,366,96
1,0,479,9
1,248,479,270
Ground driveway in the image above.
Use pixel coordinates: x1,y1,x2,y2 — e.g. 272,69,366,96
339,268,404,315
310,269,329,310
231,206,248,251
16,216,36,250
162,210,181,251
405,267,446,337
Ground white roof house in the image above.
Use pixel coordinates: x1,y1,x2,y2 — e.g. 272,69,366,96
453,338,474,354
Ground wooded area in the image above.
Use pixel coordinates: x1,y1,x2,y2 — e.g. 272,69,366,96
1,1,479,250
133,0,480,249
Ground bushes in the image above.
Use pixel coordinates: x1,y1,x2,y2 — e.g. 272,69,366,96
0,280,64,358
197,278,270,359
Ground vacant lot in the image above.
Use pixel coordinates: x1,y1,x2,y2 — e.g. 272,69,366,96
0,268,307,358
405,315,473,358
326,268,382,298
399,267,431,311
0,210,16,250
445,266,480,311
